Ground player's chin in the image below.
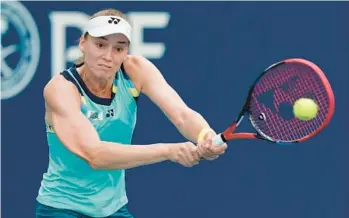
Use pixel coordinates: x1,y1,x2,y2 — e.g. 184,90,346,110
96,68,115,79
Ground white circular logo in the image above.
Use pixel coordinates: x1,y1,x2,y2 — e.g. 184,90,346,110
1,1,40,100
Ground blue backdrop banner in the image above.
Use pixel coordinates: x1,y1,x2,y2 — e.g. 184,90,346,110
2,1,349,218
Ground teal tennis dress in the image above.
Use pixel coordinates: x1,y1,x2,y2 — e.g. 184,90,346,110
36,65,139,217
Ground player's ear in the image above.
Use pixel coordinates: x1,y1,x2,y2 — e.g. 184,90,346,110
79,34,87,53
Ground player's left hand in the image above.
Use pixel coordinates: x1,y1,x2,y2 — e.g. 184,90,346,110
197,131,227,160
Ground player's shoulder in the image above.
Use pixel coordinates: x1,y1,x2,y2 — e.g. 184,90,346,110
44,73,73,94
123,55,152,71
122,55,154,91
43,72,80,102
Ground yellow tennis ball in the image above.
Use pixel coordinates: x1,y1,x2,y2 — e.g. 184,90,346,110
293,98,319,121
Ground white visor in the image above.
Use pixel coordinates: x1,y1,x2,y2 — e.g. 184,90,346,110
85,16,132,42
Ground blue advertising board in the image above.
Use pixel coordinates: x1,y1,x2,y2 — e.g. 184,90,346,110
2,1,349,218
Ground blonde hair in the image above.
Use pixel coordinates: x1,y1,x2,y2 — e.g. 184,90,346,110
75,9,129,66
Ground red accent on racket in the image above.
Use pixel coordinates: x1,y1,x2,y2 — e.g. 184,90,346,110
212,58,335,145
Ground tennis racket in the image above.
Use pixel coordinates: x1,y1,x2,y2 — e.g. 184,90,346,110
212,58,335,145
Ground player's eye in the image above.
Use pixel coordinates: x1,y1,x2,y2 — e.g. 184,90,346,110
96,43,104,48
114,47,124,52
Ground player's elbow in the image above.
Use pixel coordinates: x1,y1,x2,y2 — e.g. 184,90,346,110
76,139,129,170
171,107,193,128
85,148,108,170
84,143,123,170
87,155,107,170
88,156,122,170
89,161,105,170
74,141,107,169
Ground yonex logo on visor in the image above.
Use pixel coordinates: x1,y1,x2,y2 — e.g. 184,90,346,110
108,17,120,24
85,16,132,42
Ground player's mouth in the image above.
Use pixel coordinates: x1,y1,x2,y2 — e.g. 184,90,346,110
98,64,112,69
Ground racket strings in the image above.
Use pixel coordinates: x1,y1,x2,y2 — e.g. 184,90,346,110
249,63,330,142
272,66,327,139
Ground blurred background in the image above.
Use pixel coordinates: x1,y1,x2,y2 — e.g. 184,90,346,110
1,1,349,218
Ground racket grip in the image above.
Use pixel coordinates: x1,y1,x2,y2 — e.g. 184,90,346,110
212,134,225,146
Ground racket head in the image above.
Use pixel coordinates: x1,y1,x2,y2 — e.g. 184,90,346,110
244,58,335,143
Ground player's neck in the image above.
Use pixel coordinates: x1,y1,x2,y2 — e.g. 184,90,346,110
78,65,113,98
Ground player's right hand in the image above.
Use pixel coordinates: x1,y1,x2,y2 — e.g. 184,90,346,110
168,142,200,167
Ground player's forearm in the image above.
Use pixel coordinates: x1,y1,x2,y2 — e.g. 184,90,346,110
88,142,171,170
174,108,213,143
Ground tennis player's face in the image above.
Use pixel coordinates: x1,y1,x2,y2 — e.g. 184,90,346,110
80,34,129,80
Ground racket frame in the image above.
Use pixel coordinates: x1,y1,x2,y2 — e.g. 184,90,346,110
215,58,335,145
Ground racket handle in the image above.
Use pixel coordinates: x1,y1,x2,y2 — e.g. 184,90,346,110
212,134,225,146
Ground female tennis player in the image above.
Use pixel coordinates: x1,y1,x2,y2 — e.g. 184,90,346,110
35,8,227,218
